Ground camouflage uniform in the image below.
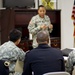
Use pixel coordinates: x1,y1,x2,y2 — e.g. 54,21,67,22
28,14,53,48
0,41,25,75
65,50,75,74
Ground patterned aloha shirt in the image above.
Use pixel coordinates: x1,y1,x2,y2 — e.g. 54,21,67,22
65,50,75,74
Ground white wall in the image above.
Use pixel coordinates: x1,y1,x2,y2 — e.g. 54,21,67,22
58,0,74,49
0,0,74,49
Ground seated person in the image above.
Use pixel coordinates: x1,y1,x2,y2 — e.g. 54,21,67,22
22,30,65,75
0,29,26,75
65,49,75,75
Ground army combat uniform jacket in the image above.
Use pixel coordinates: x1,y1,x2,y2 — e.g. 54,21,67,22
0,41,25,75
28,14,53,48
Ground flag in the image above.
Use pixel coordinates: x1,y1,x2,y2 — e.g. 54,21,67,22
71,0,75,37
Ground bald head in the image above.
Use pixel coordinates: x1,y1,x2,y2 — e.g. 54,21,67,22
36,30,49,44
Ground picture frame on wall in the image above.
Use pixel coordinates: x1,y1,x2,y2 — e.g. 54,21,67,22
38,0,57,9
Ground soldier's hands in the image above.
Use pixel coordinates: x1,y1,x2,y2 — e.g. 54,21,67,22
48,24,53,29
40,25,48,30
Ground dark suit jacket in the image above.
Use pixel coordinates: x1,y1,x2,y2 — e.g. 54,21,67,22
22,44,65,75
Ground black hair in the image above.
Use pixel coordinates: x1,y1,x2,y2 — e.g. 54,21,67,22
9,29,22,42
38,5,45,10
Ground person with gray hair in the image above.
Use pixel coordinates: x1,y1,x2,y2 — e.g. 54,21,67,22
36,30,49,44
22,30,65,75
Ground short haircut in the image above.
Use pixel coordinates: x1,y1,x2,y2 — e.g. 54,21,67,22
9,29,22,42
37,30,49,43
38,5,45,10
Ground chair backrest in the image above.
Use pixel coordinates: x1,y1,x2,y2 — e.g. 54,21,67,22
43,72,70,75
15,59,24,72
72,65,75,75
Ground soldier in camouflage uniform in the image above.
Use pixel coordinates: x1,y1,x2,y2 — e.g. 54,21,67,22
0,29,25,75
28,5,53,48
65,50,75,75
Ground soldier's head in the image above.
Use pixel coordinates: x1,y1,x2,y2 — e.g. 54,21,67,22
9,29,22,45
38,5,46,18
36,30,49,44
